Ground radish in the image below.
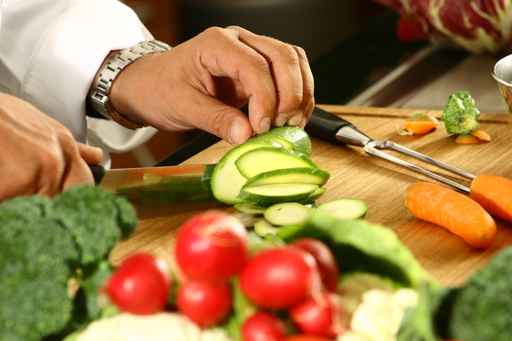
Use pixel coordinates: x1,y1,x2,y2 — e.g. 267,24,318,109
175,210,248,282
242,312,287,341
240,247,321,309
177,280,232,327
289,293,346,337
285,336,332,341
106,253,170,315
291,238,339,291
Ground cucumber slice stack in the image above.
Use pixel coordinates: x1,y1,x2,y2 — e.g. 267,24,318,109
210,127,327,206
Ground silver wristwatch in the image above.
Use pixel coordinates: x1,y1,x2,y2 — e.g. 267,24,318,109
89,40,171,129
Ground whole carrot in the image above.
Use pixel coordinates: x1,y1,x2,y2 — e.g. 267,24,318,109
405,182,496,249
471,174,512,223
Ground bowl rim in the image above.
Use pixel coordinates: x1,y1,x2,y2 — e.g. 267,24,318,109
493,54,512,87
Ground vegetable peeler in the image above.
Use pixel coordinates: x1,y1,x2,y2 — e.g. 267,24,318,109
306,107,475,193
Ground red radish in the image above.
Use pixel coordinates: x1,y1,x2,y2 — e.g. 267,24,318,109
106,253,170,315
175,210,248,282
242,312,287,341
397,16,427,42
240,247,321,309
177,280,232,327
291,238,339,291
290,293,345,337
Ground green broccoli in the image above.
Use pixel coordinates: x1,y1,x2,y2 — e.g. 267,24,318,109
0,186,137,340
448,247,512,341
442,90,480,135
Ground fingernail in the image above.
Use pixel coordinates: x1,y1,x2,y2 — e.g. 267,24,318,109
275,114,288,127
288,114,303,126
259,117,271,133
230,121,246,144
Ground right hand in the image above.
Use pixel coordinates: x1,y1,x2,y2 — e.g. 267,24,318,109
0,93,103,201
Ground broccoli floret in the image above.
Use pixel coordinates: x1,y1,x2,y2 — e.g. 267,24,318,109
0,218,76,340
51,186,137,265
442,90,480,135
0,186,138,340
448,247,512,341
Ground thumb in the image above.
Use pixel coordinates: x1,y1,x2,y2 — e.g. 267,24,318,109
78,143,103,165
187,90,253,144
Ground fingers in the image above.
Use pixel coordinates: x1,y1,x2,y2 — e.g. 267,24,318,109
229,26,304,127
198,27,277,134
186,88,253,144
294,45,315,127
78,143,103,165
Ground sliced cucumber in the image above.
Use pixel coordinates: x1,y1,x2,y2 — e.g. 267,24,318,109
240,183,319,206
210,143,266,204
308,187,326,201
250,127,311,155
251,134,294,151
264,203,311,226
318,199,368,220
254,219,279,238
234,203,266,215
245,168,329,187
236,147,316,179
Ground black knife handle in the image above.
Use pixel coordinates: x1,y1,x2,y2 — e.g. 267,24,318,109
89,165,106,184
306,106,355,144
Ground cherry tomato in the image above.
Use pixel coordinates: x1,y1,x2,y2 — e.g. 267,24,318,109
290,293,346,337
240,247,321,309
242,312,287,341
177,280,232,327
175,210,248,282
291,238,339,291
106,253,170,315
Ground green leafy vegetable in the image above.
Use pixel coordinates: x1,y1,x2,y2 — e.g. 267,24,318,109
0,186,137,340
280,210,430,287
442,90,480,135
448,247,512,341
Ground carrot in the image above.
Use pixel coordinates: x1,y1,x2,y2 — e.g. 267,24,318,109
455,134,479,145
405,182,496,249
471,129,491,142
404,120,437,135
471,174,512,223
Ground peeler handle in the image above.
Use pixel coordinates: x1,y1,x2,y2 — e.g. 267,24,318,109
89,164,106,184
306,107,371,146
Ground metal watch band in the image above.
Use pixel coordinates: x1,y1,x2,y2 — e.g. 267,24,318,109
89,40,171,129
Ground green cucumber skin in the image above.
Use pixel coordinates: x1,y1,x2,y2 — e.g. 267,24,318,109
250,127,311,155
239,185,319,207
235,147,317,179
244,168,330,187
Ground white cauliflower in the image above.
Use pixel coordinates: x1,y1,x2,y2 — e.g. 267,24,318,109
76,313,232,341
338,289,418,341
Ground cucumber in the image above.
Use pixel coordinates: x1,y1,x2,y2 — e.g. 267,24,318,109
234,203,266,215
250,127,311,155
308,187,326,201
254,219,279,238
318,199,368,220
264,203,311,226
250,134,294,151
236,147,316,179
244,168,329,187
240,183,319,206
210,143,267,204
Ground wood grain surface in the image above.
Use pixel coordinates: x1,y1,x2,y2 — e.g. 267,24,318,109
111,105,512,286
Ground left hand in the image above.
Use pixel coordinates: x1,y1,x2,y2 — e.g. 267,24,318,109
109,26,314,144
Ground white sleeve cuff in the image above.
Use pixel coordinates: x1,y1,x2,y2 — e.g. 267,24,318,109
21,0,147,142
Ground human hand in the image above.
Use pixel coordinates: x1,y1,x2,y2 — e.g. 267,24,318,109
110,26,314,144
0,94,103,201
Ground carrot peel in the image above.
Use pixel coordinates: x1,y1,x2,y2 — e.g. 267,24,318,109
404,121,438,135
471,129,491,142
470,174,512,223
455,134,479,145
405,182,496,249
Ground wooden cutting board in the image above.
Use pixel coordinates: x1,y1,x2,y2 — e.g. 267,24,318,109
111,105,512,286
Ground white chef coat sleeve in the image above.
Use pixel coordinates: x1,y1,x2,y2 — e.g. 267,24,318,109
0,0,157,149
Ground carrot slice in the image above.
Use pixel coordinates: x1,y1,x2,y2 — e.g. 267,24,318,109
405,182,496,249
404,121,437,135
455,134,479,145
471,174,512,223
471,129,491,142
